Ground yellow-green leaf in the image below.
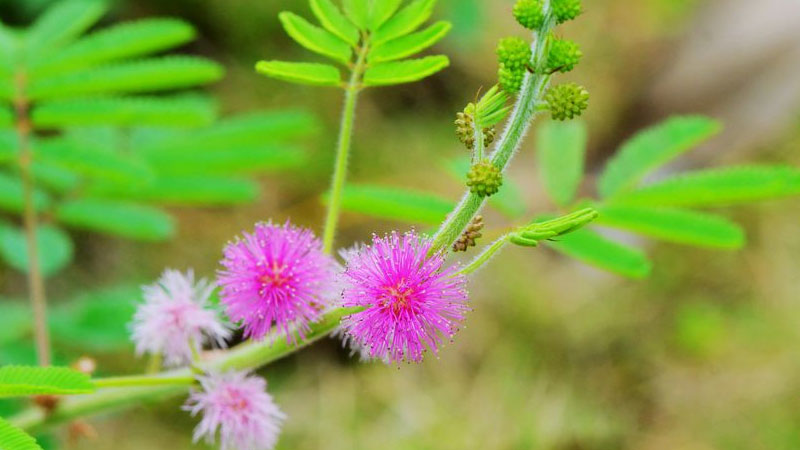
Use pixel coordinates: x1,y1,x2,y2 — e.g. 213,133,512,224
256,60,342,86
0,417,43,450
373,0,436,45
546,228,652,279
0,365,94,397
343,0,370,28
309,0,360,46
363,55,449,86
369,0,403,30
278,12,352,64
369,21,451,63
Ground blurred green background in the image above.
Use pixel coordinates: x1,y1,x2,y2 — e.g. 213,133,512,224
2,0,800,448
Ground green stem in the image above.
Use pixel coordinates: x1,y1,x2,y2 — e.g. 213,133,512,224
9,307,361,433
92,375,197,389
322,42,370,254
430,7,555,255
457,234,511,276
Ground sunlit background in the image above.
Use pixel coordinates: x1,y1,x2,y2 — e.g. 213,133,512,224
1,0,800,448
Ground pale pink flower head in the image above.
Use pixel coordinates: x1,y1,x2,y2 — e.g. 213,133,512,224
131,269,231,367
217,221,336,342
339,231,470,363
184,371,285,450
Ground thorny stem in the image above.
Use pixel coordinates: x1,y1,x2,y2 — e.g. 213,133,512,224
9,307,362,433
321,39,370,254
430,2,556,255
14,70,51,367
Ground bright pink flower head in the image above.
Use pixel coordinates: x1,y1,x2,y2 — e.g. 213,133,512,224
217,221,336,341
184,371,285,450
339,231,470,363
131,269,231,367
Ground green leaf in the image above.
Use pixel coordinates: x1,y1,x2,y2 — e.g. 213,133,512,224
369,0,403,30
30,18,197,77
27,56,224,100
31,161,80,193
343,0,370,28
546,228,652,278
143,145,306,176
56,199,174,241
374,0,436,45
369,21,451,63
32,95,216,128
309,0,360,46
0,366,94,397
34,138,154,185
326,184,453,224
0,416,43,450
444,157,526,219
0,130,17,163
0,105,13,128
24,0,106,63
0,223,74,276
610,166,800,207
278,12,352,64
598,116,722,198
0,301,31,345
595,205,746,249
139,110,318,152
255,60,341,86
0,173,51,214
49,285,139,352
88,176,259,205
363,55,449,86
537,120,587,207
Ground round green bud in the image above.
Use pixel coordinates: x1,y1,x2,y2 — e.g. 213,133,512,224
467,160,503,197
547,38,582,73
545,83,589,121
513,0,545,30
455,108,476,150
552,0,582,24
498,66,525,94
497,37,532,71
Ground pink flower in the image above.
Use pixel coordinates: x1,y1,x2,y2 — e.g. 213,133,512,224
131,269,231,367
339,231,470,363
184,371,285,450
217,221,336,342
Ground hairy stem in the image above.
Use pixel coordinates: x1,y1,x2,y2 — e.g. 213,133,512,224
457,234,511,276
10,307,361,433
322,42,370,254
430,5,555,254
14,71,51,367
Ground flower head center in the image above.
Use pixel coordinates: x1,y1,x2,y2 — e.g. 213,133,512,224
222,386,250,413
259,261,291,289
381,283,416,313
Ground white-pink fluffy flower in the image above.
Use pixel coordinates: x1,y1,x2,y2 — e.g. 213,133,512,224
131,269,230,367
184,371,285,450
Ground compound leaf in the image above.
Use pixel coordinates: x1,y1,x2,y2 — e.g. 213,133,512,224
363,55,448,86
327,184,453,224
0,173,51,214
27,56,223,100
546,227,652,278
369,0,403,30
56,199,174,241
596,204,745,249
369,21,451,63
30,18,196,77
342,0,370,28
0,365,94,397
34,138,153,185
373,0,436,45
278,12,352,64
599,116,722,198
610,165,800,207
0,223,74,277
24,0,106,62
0,416,43,450
256,60,341,86
537,119,587,207
88,176,259,205
309,0,360,46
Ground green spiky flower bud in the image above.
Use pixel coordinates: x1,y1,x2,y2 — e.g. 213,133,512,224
544,83,589,121
467,160,503,197
513,0,544,30
552,0,582,24
498,66,525,94
455,104,497,150
497,37,532,71
547,38,582,73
